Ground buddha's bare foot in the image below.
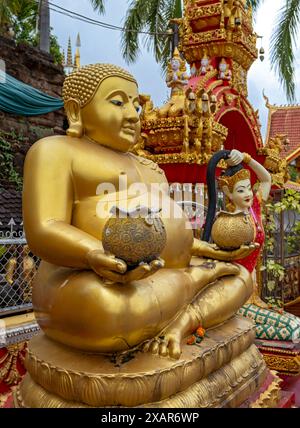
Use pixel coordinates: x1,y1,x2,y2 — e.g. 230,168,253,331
142,330,182,360
142,309,192,359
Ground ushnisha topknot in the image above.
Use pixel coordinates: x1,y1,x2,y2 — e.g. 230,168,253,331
62,63,137,108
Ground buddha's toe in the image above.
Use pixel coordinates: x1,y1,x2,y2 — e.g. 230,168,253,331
142,332,182,360
166,334,181,360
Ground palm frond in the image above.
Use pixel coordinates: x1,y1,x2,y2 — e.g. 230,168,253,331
247,0,263,12
0,0,12,26
121,0,175,65
89,0,106,14
146,0,173,63
172,0,182,18
270,0,300,102
121,0,150,64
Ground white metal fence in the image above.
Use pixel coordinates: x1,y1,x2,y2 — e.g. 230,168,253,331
0,220,39,316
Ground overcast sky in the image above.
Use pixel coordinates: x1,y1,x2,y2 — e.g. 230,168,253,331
51,0,300,140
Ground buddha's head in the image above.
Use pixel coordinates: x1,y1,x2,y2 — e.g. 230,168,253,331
62,64,141,152
219,165,253,211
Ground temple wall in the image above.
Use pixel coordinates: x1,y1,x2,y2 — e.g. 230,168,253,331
0,36,65,178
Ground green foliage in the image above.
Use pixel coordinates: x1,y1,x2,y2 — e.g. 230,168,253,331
121,0,182,72
0,130,23,190
270,0,300,102
262,189,300,301
264,296,284,310
24,33,63,65
287,220,300,253
266,260,285,281
89,0,106,14
0,0,63,64
0,246,7,257
266,189,300,214
288,165,299,182
249,0,300,102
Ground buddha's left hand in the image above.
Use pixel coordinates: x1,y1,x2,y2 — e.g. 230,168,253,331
192,240,259,261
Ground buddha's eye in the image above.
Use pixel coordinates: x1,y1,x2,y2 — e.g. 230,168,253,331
110,100,124,107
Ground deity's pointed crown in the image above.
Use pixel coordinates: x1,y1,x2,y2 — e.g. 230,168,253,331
62,63,137,108
172,47,182,61
202,49,209,60
218,168,251,192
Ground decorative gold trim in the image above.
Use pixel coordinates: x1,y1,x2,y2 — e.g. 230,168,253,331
183,40,257,71
250,372,282,408
259,352,300,375
0,343,27,387
196,70,218,93
284,296,300,307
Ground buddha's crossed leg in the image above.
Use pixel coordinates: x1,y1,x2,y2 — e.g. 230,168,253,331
143,263,252,359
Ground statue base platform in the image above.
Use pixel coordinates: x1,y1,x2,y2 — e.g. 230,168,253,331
14,316,268,408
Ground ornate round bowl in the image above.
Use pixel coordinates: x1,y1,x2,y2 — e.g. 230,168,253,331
211,211,255,250
102,209,167,267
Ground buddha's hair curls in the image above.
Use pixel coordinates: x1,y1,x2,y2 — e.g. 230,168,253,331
62,63,137,108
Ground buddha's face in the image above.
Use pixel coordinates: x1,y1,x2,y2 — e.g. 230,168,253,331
81,76,141,152
230,179,253,211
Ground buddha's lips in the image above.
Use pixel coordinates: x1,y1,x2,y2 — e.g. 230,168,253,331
122,127,136,135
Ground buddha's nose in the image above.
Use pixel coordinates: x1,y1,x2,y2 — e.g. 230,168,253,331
125,103,140,123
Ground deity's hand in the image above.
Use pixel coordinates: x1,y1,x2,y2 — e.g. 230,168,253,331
227,149,244,166
87,250,164,284
192,240,259,262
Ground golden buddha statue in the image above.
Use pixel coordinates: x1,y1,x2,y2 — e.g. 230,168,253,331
17,63,268,408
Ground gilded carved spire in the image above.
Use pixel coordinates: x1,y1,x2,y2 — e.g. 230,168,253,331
66,37,73,68
74,33,81,69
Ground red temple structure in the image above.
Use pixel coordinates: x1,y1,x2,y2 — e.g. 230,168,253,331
264,96,300,190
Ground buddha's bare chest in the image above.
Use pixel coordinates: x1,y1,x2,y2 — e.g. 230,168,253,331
71,150,165,199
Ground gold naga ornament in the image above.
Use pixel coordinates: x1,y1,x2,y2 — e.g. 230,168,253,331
17,63,269,408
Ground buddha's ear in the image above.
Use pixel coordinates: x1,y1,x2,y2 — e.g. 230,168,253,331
222,185,232,200
65,99,83,138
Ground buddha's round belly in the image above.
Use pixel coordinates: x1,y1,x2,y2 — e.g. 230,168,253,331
72,193,194,268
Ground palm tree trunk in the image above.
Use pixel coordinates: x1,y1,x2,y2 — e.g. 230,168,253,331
171,0,182,53
39,0,50,53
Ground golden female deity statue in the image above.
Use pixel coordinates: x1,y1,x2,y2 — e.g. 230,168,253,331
17,63,268,408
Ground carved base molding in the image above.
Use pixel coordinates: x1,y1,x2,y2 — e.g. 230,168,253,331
14,317,268,408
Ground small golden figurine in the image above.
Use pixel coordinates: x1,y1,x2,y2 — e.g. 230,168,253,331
218,58,232,81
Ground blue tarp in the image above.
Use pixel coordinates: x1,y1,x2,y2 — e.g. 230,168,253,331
0,70,64,116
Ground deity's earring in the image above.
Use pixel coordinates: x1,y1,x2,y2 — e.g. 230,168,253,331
65,99,83,138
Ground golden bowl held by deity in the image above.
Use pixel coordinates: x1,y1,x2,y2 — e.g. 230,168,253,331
102,207,167,267
211,211,255,250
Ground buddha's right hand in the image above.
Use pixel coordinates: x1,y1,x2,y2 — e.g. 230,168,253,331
86,250,164,284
